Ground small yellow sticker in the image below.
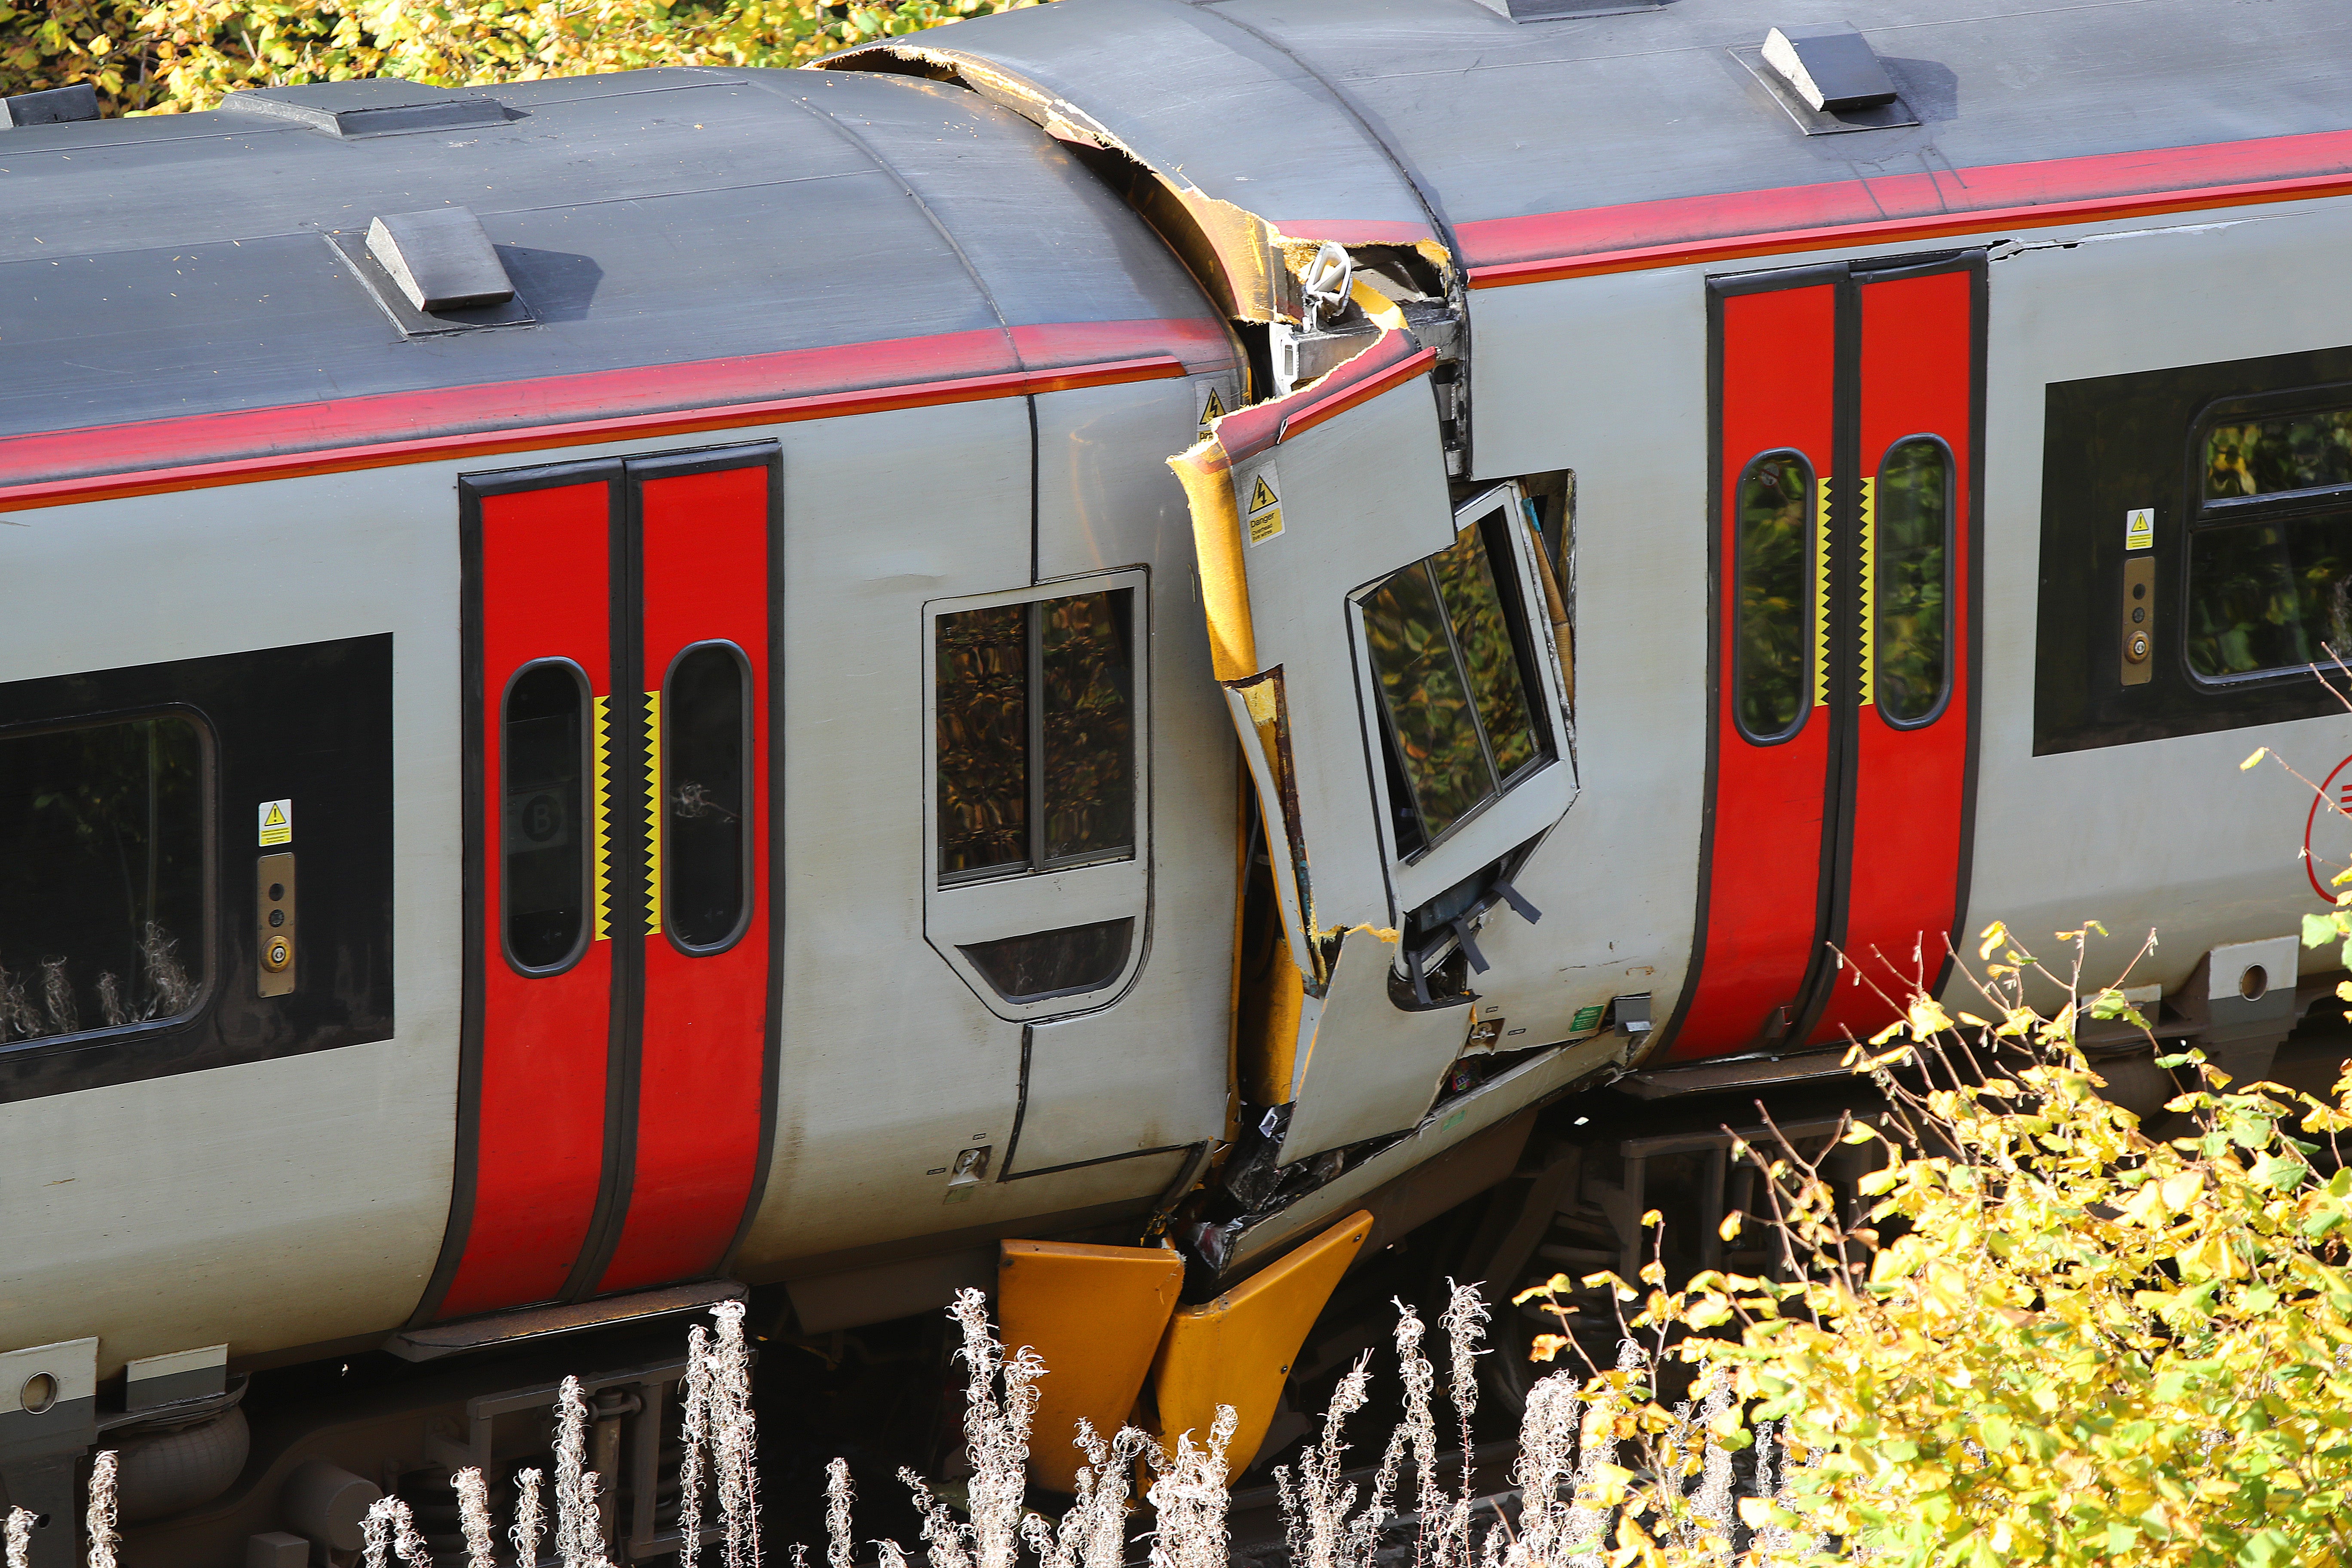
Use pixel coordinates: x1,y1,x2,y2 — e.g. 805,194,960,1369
2125,508,2154,550
1197,384,1227,441
257,799,292,847
1244,465,1284,545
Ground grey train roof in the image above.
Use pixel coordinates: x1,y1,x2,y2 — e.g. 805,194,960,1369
828,0,2352,262
0,68,1232,451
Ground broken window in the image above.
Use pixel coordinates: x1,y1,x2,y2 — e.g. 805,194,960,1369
935,588,1136,884
665,641,752,951
0,713,207,1043
1361,502,1552,857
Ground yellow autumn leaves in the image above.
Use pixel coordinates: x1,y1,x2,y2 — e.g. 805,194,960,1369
1511,920,2352,1566
0,0,1038,118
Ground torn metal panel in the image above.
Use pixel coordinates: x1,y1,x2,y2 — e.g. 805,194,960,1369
1279,927,1469,1164
1166,302,1456,966
818,0,1449,323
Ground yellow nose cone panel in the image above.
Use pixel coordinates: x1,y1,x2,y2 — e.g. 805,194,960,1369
998,1239,1185,1493
1150,1209,1374,1473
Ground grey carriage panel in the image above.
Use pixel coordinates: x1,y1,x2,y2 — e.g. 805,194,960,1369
777,72,1239,348
824,0,1436,242
0,69,1228,452
1205,0,2352,232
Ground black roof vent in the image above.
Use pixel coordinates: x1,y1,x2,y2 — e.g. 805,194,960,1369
1734,23,1919,135
4,83,100,129
220,79,506,139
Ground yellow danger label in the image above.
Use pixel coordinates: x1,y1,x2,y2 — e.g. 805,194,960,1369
2125,508,2154,550
257,799,292,847
1197,385,1226,440
1244,465,1283,545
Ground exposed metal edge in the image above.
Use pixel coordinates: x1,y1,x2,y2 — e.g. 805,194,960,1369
1614,1049,1858,1099
383,1279,745,1362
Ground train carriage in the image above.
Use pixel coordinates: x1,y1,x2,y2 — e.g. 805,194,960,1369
3,0,2352,1560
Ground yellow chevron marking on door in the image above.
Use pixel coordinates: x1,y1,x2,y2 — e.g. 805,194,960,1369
590,695,612,941
1858,475,1877,706
643,690,663,934
1813,476,1831,708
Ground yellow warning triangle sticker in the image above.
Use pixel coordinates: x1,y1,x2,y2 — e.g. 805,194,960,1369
1248,475,1278,513
1200,388,1225,423
263,803,287,827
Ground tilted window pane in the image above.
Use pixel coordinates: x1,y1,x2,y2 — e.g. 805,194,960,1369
936,604,1030,877
504,662,589,970
2187,511,2352,678
1040,590,1135,864
1735,453,1814,741
1431,514,1542,781
1363,562,1494,840
666,643,750,949
1874,438,1951,723
2205,408,2352,499
0,714,205,1041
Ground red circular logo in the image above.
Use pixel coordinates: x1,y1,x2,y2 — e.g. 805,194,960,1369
2304,754,2352,902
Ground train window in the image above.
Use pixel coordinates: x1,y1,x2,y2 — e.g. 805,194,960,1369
664,641,752,951
935,588,1136,884
502,660,591,972
1874,437,1952,723
2189,397,2352,681
1362,507,1548,853
1733,451,1816,742
0,713,206,1045
2187,512,2352,679
2205,407,2352,499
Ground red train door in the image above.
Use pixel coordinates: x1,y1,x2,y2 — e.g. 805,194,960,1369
420,445,778,1322
1667,254,1981,1060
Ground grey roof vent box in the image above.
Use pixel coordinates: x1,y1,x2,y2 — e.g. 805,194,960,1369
4,83,100,129
325,207,533,338
1734,23,1919,135
368,209,513,312
220,78,507,139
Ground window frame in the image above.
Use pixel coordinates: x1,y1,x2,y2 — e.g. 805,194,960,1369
1730,447,1820,747
498,655,595,978
2184,385,2352,689
1871,432,1958,729
1350,481,1577,915
928,578,1145,890
0,701,219,1051
921,569,1153,1025
660,637,757,957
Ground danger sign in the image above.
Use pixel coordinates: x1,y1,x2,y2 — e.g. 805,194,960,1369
1243,464,1283,545
257,799,293,847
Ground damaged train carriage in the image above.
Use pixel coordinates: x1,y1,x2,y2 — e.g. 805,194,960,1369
6,0,2352,1561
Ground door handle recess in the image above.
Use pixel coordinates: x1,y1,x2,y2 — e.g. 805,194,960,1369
258,851,297,996
2121,556,2156,686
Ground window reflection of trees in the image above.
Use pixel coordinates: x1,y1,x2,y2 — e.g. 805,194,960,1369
934,589,1136,882
2187,514,2352,678
1363,516,1547,850
935,605,1030,876
2190,403,2352,680
0,716,204,1044
1874,439,1950,723
2205,409,2352,499
1735,453,1813,741
1039,592,1133,864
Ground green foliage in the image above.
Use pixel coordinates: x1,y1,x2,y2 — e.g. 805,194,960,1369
0,0,1037,117
1521,922,2352,1566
